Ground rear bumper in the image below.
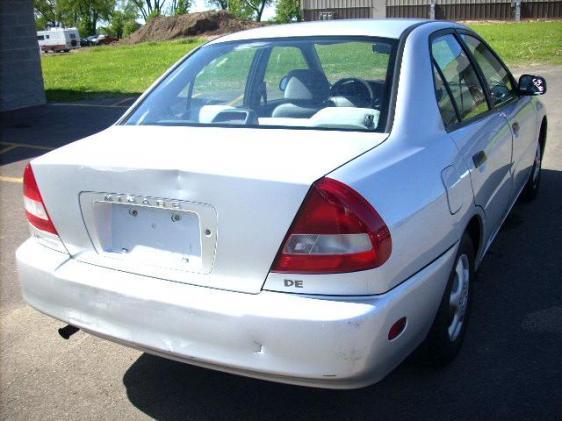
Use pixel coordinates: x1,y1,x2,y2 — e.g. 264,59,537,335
17,239,455,389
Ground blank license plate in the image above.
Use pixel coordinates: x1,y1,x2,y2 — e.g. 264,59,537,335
107,203,202,268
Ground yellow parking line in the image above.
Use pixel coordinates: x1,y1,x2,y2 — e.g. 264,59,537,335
0,142,54,151
0,176,23,184
50,103,128,109
0,145,18,154
228,93,244,106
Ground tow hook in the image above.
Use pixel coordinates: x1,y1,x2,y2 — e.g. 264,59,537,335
58,324,80,339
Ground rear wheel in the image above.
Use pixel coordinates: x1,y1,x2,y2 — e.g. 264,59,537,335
422,233,474,366
522,141,542,202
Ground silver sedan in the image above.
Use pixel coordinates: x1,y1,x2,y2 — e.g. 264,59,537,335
17,19,547,389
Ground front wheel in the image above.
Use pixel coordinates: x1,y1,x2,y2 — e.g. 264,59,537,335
421,234,474,366
522,142,542,202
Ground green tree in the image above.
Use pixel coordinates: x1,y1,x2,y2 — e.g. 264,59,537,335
171,0,190,15
130,0,167,21
123,19,141,36
34,0,116,34
226,0,271,21
107,9,125,37
227,0,253,20
206,0,228,10
275,0,300,23
33,0,70,28
244,0,273,21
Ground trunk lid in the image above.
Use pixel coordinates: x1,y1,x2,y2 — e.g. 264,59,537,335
32,125,387,293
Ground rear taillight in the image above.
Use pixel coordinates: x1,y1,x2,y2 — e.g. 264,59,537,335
23,163,58,235
271,177,391,274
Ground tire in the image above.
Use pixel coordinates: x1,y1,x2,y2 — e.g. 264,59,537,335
522,141,542,202
422,233,474,366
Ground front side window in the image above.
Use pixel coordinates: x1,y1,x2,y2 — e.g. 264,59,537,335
432,34,488,122
461,34,516,107
263,46,309,101
124,37,397,132
37,35,44,41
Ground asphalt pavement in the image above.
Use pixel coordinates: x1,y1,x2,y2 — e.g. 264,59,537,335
1,67,561,420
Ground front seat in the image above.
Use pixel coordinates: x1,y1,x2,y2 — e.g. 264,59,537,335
272,69,331,119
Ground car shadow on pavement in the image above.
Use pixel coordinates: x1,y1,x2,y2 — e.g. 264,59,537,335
0,103,127,165
123,170,562,420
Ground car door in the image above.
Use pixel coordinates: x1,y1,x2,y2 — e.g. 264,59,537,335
431,32,513,242
460,32,538,198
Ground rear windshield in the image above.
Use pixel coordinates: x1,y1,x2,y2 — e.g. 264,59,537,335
124,36,397,132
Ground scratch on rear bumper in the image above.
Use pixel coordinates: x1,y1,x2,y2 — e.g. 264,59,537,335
16,239,455,389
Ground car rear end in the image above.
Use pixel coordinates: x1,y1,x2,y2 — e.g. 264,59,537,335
17,21,455,388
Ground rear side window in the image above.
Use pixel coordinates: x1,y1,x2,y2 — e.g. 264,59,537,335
432,34,488,123
461,34,516,107
37,35,44,41
433,65,458,127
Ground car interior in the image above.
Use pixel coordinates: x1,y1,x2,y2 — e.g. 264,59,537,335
126,37,397,132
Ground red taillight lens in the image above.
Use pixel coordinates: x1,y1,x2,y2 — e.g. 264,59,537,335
23,163,58,235
271,177,391,274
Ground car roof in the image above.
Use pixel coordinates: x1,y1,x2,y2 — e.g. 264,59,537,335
208,19,430,45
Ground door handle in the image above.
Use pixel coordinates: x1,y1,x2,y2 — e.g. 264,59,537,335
512,121,520,136
472,150,487,168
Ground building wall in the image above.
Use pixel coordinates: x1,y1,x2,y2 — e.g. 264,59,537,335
303,0,562,20
302,0,387,19
0,0,46,111
385,0,562,20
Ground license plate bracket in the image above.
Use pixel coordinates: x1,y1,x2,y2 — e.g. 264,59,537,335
79,193,217,274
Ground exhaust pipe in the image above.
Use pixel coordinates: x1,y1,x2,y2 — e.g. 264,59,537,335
58,324,80,339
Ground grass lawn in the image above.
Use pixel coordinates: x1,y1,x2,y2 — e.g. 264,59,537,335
41,20,562,102
468,20,562,67
42,38,204,101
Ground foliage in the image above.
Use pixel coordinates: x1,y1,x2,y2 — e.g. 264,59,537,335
147,9,161,20
130,0,167,21
34,0,60,28
206,0,227,11
123,19,141,37
60,0,115,35
274,0,300,23
227,0,253,20
171,0,191,15
33,0,115,35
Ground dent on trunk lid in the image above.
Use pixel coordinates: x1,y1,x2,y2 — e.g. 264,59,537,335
31,125,388,294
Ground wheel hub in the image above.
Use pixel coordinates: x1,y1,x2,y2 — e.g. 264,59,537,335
448,254,470,341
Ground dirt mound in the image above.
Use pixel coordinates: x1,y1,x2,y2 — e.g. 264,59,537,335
124,11,263,44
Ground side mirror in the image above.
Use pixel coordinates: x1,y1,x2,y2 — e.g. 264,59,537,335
279,75,289,91
518,74,547,96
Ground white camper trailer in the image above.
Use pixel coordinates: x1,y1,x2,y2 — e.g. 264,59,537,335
37,28,80,53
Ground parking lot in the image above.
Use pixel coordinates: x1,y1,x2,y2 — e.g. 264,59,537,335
1,66,561,420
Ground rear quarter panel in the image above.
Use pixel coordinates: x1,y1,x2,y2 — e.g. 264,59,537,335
266,22,477,295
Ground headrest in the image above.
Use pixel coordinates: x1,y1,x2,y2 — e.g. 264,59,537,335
283,69,331,103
